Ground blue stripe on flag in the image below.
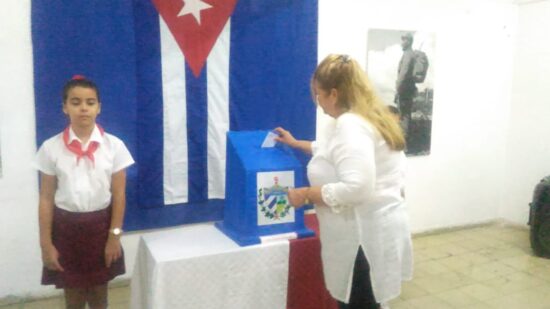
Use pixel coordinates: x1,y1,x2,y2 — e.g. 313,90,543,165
229,0,317,136
134,0,164,208
185,64,208,203
230,0,318,169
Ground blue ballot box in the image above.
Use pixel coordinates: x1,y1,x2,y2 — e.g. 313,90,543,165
215,130,315,246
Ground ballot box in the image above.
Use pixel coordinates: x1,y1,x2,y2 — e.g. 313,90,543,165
215,130,314,246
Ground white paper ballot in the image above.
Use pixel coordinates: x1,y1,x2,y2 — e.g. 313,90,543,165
261,131,279,148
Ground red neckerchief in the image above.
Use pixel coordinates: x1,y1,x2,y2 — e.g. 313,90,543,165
63,125,105,167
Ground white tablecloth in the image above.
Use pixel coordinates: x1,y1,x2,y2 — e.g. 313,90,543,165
130,223,290,309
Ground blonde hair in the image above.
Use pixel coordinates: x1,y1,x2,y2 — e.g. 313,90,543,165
313,54,405,151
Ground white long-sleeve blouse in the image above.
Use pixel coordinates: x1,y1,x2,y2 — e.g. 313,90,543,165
308,112,413,303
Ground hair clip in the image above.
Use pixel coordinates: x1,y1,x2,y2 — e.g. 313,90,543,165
339,54,350,63
72,74,86,80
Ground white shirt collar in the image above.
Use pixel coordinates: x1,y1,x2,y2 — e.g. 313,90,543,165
68,124,104,145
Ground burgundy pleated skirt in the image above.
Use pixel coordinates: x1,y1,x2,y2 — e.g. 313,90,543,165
41,206,125,289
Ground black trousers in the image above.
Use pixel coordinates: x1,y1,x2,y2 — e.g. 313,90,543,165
397,95,414,138
397,95,413,122
337,247,379,309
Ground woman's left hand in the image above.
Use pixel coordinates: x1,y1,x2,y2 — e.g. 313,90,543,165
288,187,309,208
105,237,122,268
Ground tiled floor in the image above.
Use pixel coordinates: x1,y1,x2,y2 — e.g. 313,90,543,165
0,284,129,309
2,223,549,309
389,223,550,309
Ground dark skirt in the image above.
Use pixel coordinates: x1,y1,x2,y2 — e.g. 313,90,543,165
41,206,125,289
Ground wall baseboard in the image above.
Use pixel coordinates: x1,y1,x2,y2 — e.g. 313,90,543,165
412,219,528,238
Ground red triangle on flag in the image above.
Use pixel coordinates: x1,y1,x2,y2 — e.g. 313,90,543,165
152,0,238,77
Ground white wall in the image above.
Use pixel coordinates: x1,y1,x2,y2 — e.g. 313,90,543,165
0,0,43,300
500,0,550,224
318,0,518,232
0,0,540,301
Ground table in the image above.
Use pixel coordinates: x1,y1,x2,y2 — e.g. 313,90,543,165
130,214,338,309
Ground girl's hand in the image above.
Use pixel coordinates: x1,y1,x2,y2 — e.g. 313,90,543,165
288,187,310,208
273,127,297,148
42,244,64,272
105,237,122,268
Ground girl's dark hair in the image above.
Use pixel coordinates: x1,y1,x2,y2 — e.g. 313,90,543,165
62,75,100,103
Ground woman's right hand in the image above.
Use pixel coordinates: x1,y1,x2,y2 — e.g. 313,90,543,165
42,244,64,271
288,187,310,208
273,127,297,148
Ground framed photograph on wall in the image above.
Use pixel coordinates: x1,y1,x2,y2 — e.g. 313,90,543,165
367,29,435,156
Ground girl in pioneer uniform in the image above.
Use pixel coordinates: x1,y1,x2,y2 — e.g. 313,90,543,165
36,75,134,309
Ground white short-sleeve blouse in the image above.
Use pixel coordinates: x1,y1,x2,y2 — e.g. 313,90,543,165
35,125,135,213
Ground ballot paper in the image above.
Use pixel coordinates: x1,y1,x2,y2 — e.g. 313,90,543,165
261,131,279,148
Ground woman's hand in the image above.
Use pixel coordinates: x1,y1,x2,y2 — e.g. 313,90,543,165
288,187,310,208
273,127,313,154
42,244,64,272
273,127,297,148
105,237,122,268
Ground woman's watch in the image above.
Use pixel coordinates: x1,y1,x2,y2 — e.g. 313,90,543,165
110,227,123,236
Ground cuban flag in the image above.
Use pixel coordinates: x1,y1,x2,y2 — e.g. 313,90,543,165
32,0,318,231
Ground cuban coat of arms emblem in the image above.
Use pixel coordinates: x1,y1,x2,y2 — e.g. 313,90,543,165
257,171,295,226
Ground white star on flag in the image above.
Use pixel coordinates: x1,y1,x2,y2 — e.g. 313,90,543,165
178,0,213,25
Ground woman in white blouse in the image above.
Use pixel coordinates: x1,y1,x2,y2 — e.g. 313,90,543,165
275,54,412,309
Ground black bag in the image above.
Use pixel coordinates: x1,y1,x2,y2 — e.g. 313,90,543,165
412,50,429,83
529,176,550,258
